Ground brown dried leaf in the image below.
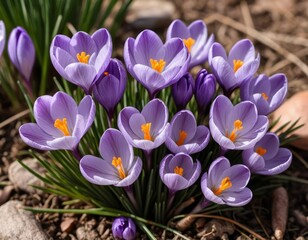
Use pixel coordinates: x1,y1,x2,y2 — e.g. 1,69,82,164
272,187,288,240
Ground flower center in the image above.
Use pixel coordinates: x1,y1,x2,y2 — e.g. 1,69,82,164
212,176,232,196
104,71,109,76
256,146,267,156
141,122,152,141
261,92,269,101
174,166,184,176
227,119,243,142
150,58,166,73
76,51,90,64
183,37,195,52
176,130,187,146
54,118,71,136
112,157,126,179
233,59,244,72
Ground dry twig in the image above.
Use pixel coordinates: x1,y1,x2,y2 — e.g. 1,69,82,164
272,187,288,240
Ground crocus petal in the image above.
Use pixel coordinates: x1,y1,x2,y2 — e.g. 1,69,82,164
220,188,252,206
222,164,251,191
201,173,225,205
69,31,97,57
93,30,112,75
208,42,228,64
166,19,190,39
228,39,256,63
129,113,146,139
47,136,79,150
115,157,143,187
207,157,230,188
163,173,189,191
234,56,260,83
118,107,141,141
242,149,266,172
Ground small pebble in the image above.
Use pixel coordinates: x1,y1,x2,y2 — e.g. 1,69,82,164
61,217,76,233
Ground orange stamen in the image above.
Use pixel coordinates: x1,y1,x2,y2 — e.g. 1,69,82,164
54,118,70,136
176,130,187,146
233,59,244,72
227,119,243,142
76,51,90,64
112,157,126,179
104,71,109,76
141,123,152,141
261,92,269,101
183,37,195,52
174,166,184,176
256,147,267,156
212,177,232,196
150,58,166,73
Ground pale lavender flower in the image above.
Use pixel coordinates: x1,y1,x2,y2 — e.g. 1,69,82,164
0,21,5,57
201,157,252,206
112,217,136,240
208,39,260,95
19,91,95,151
159,153,201,192
93,58,127,119
118,99,169,151
8,27,35,92
242,133,292,175
171,72,194,110
166,19,214,68
165,110,210,154
209,95,268,150
240,73,288,115
80,128,142,187
50,28,112,94
124,29,190,98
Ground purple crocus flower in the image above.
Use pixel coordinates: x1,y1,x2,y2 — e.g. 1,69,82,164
80,128,142,187
242,133,292,175
165,110,210,154
93,58,127,119
19,91,95,151
171,72,194,110
118,99,169,151
201,157,252,206
166,19,214,68
112,217,136,240
124,29,190,98
194,69,216,114
8,27,35,93
209,95,268,150
159,153,201,192
208,39,260,95
50,28,112,94
240,73,288,115
0,21,5,57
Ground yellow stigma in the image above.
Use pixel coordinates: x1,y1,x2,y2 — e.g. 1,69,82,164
212,176,232,196
176,130,187,146
141,122,152,141
183,37,195,52
233,59,244,72
261,92,269,101
174,166,184,176
150,58,166,73
112,157,126,179
54,118,70,136
227,119,243,142
76,51,90,64
256,147,267,156
104,71,109,76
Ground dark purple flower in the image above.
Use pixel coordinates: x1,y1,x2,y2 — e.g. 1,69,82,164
112,217,136,240
159,153,201,192
124,29,190,98
118,99,169,151
0,21,5,57
242,133,292,175
208,39,260,95
171,72,194,110
93,58,127,118
165,110,210,154
240,74,288,115
19,91,95,151
80,129,142,187
50,28,112,94
209,95,268,150
166,19,214,68
8,27,35,87
201,157,252,206
194,69,216,114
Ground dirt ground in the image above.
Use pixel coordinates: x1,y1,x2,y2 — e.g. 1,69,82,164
0,0,308,239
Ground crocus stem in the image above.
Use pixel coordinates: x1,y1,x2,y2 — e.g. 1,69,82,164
143,150,153,171
219,146,228,156
190,197,210,214
107,109,114,128
124,185,138,210
167,190,176,211
72,147,82,161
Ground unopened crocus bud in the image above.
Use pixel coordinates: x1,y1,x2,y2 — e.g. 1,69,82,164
0,21,5,57
8,27,35,90
195,69,216,115
112,217,136,240
172,72,194,110
93,58,127,120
